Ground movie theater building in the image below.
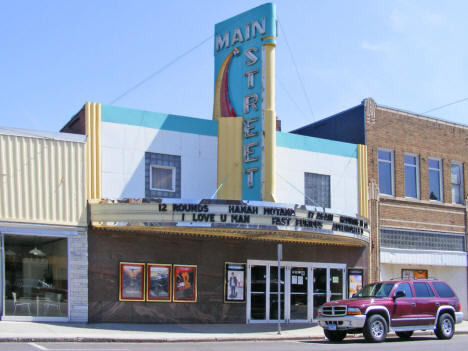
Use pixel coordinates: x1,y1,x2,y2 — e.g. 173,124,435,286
61,3,370,323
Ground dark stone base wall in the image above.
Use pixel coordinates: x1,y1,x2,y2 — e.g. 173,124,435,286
88,228,368,323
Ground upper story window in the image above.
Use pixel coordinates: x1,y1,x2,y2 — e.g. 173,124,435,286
451,163,464,204
151,165,175,192
304,172,330,208
404,154,419,199
145,152,181,198
428,158,443,201
378,149,394,196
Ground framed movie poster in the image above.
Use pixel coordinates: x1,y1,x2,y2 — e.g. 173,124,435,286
348,269,363,298
119,262,145,301
173,265,197,302
147,264,172,302
224,263,246,303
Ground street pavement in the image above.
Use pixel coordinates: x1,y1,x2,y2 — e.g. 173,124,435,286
0,320,467,343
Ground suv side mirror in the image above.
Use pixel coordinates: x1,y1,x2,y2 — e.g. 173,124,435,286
394,290,406,299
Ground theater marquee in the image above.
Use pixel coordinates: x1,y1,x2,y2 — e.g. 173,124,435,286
90,200,369,243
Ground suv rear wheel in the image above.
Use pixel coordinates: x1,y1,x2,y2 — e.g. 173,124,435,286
395,331,413,339
324,330,347,342
435,313,455,340
363,314,387,343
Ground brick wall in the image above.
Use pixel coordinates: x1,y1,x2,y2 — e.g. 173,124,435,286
364,99,468,281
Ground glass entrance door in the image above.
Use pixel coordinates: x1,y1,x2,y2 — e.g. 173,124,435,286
269,266,285,321
290,267,308,320
250,265,266,320
313,268,327,319
248,261,346,323
330,268,344,301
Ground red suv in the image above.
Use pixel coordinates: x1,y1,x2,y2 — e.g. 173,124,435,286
317,279,464,342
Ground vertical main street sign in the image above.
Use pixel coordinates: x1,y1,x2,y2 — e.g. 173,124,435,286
213,3,276,201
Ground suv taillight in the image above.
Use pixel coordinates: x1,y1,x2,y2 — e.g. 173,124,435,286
456,303,461,312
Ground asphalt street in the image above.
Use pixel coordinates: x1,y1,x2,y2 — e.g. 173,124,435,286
2,335,468,351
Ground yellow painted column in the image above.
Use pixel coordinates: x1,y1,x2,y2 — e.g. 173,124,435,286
358,144,369,218
217,117,243,200
263,40,276,202
85,102,102,200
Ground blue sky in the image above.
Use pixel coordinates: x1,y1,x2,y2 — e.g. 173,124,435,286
1,0,467,133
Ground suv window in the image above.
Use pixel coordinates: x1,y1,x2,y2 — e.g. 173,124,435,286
394,282,413,297
413,282,434,297
432,282,455,298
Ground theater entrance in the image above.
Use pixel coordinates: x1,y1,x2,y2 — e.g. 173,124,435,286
246,260,346,323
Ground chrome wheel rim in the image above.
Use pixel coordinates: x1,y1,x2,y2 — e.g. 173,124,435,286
371,320,385,338
442,318,453,335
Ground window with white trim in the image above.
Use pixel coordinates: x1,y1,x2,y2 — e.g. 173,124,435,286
451,162,464,204
145,152,181,198
428,158,443,201
404,153,419,199
378,149,394,196
151,165,175,192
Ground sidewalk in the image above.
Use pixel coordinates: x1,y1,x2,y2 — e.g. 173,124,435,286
0,321,467,343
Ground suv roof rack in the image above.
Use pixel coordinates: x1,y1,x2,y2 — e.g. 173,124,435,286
388,277,439,281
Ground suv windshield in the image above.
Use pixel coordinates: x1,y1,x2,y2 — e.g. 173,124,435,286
354,283,395,298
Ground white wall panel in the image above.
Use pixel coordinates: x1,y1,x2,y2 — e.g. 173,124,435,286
275,146,358,216
101,122,217,200
381,248,467,267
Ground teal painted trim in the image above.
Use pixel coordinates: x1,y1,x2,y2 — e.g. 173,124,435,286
276,132,358,158
101,105,218,137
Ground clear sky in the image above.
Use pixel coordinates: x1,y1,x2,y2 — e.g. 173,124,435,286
1,0,467,134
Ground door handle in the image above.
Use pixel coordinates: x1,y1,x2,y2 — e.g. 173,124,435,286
411,302,416,307
435,302,440,306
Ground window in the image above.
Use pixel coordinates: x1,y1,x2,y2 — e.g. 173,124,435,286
394,282,413,298
4,235,68,317
151,166,175,191
380,227,466,252
451,163,464,204
414,282,434,297
378,149,394,195
304,173,330,208
432,282,455,298
404,154,419,198
145,152,181,198
428,158,443,201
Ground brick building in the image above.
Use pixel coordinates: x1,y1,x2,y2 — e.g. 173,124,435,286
293,98,468,317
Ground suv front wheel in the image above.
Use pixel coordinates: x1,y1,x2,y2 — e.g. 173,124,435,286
435,313,455,340
363,314,387,343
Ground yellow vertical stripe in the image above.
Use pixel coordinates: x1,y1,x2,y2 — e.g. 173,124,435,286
263,42,276,202
85,102,102,200
358,144,368,218
217,118,243,200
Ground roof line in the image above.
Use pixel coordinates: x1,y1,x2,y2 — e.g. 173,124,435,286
374,102,468,130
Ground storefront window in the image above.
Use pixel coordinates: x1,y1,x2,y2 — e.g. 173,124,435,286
3,235,67,318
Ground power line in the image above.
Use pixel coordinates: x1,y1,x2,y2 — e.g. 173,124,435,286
109,35,213,105
422,96,468,114
278,20,315,121
277,77,309,121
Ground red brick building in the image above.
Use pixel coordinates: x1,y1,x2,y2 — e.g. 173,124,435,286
293,98,468,318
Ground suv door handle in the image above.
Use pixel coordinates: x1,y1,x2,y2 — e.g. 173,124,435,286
411,302,416,306
435,302,440,306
